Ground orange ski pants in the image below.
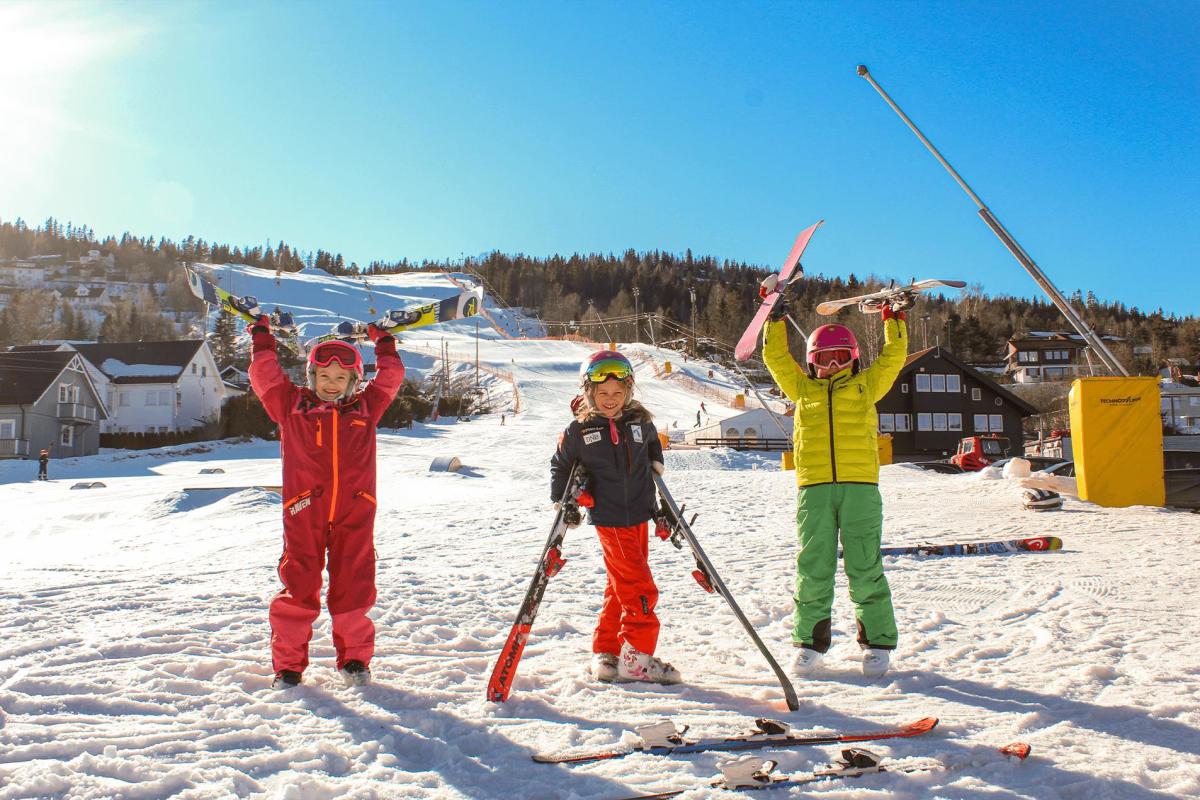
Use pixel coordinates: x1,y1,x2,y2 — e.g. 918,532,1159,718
593,522,660,656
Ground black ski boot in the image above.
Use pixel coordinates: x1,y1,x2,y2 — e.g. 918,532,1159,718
272,670,302,689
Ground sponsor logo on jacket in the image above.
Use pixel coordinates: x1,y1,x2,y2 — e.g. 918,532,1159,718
583,431,602,445
289,497,312,516
631,424,643,443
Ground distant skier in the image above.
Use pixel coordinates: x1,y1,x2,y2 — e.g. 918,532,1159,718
550,351,680,685
762,299,909,678
37,449,48,481
248,316,405,689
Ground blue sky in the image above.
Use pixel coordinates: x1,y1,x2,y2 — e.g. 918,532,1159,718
0,1,1195,315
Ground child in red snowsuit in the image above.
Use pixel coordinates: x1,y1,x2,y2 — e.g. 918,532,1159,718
248,316,404,688
550,351,680,684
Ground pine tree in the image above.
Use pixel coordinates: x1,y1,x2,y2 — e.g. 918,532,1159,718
210,308,239,367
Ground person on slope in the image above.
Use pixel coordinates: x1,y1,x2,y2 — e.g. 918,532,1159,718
248,317,405,689
762,298,909,678
550,351,680,685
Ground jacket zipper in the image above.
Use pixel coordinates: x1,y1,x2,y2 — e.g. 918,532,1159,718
328,409,340,525
827,380,838,483
315,418,323,447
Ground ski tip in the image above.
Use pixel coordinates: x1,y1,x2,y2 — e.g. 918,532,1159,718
999,742,1032,760
903,717,940,734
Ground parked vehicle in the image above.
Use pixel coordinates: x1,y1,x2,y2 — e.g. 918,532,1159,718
913,461,966,475
950,435,1011,471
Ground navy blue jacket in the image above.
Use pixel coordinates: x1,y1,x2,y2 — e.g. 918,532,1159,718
550,408,664,528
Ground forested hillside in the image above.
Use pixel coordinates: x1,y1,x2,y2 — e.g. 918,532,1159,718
1,216,1194,373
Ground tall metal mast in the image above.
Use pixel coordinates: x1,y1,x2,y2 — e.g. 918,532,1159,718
856,64,1128,376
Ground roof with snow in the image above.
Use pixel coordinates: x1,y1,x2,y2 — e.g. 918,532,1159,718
72,340,206,385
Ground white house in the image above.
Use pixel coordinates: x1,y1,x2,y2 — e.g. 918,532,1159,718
70,341,227,434
0,259,46,288
685,407,793,444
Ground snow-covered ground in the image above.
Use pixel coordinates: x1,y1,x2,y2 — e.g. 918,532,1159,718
2,269,1199,799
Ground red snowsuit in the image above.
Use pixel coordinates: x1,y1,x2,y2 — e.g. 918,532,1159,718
249,330,404,674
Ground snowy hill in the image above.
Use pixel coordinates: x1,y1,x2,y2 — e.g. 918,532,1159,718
2,268,1199,798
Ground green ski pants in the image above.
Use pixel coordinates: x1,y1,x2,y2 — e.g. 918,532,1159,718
793,483,897,652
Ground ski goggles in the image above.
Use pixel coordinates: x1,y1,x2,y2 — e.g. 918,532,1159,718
309,341,361,369
584,357,634,383
813,348,853,369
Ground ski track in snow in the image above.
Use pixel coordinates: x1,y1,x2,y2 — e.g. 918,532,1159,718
2,269,1199,799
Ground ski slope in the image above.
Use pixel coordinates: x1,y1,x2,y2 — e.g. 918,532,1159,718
1,269,1198,799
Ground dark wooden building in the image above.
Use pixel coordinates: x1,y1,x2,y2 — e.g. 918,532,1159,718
876,347,1037,462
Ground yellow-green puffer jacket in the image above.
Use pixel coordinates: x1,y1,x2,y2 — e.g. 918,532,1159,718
763,318,908,487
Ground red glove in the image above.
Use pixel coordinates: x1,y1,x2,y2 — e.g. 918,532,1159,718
576,490,595,509
654,516,672,541
367,323,392,343
247,315,276,352
881,304,906,322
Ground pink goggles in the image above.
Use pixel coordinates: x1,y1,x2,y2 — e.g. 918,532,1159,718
308,341,362,370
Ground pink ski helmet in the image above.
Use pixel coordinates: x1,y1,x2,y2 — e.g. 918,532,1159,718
307,340,364,396
805,324,859,376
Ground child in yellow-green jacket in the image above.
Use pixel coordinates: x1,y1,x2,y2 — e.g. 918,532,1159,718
762,303,908,678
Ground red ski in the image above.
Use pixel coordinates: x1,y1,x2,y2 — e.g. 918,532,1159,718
734,220,823,361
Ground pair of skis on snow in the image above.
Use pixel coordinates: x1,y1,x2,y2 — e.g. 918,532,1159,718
732,220,966,362
612,741,1030,798
872,535,1063,557
485,468,800,711
183,263,482,354
532,714,1029,798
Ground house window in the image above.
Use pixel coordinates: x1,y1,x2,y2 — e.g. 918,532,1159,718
201,366,206,377
895,414,911,432
933,413,948,431
946,374,961,393
915,374,931,392
60,425,73,446
989,414,1003,432
1017,351,1037,363
58,384,70,402
726,427,740,438
974,414,989,432
879,414,895,432
743,427,758,438
949,413,962,431
0,419,14,438
901,383,909,394
917,413,932,431
119,392,130,407
931,374,946,392
971,388,982,401
158,426,170,433
192,364,197,374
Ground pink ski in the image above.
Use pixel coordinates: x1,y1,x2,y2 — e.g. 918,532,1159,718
735,220,823,361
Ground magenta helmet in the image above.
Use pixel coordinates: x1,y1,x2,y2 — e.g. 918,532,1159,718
805,324,859,376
